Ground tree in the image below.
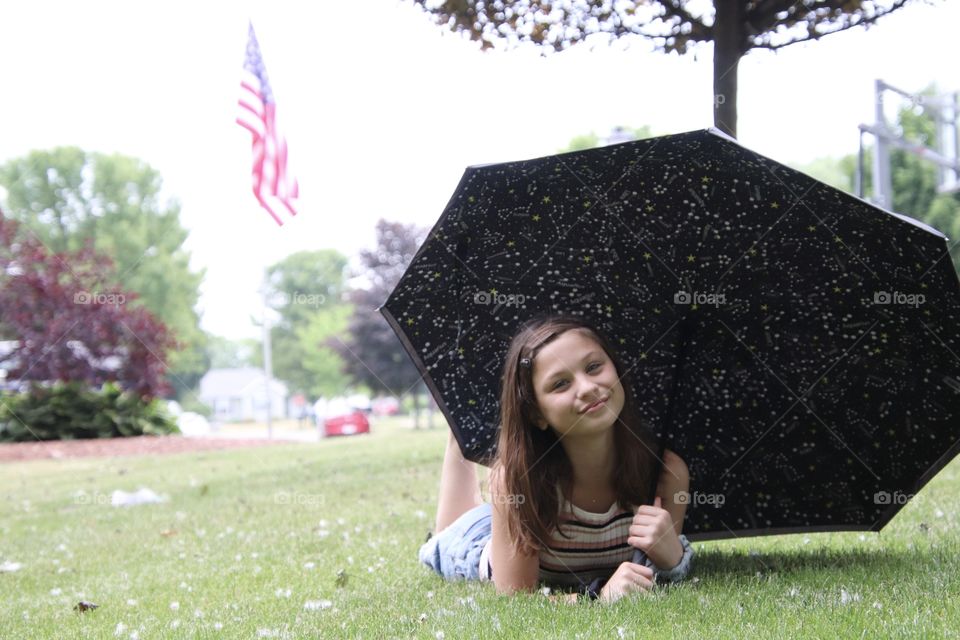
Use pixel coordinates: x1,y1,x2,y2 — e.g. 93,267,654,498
409,0,912,137
336,219,432,425
0,215,175,399
258,250,350,395
298,305,353,398
795,88,960,275
851,93,960,272
561,125,653,152
0,148,207,396
206,334,258,369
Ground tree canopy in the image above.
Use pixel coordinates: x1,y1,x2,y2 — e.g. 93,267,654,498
0,215,174,399
257,250,351,397
0,148,207,395
337,219,427,399
409,0,913,137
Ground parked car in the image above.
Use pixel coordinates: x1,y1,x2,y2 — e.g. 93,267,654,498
347,394,372,414
323,410,370,437
316,397,370,437
372,396,400,416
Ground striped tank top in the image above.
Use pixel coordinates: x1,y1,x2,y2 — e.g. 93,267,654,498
478,486,634,589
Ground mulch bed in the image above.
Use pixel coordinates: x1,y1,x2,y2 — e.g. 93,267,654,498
0,435,291,463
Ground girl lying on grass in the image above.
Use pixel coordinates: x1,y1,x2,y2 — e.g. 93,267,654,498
419,315,694,603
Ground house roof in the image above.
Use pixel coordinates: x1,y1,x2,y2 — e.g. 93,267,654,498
199,367,288,398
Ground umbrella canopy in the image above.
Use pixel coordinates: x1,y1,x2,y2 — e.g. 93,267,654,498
381,128,960,541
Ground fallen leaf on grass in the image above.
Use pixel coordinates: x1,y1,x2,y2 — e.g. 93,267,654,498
160,529,178,537
74,601,99,613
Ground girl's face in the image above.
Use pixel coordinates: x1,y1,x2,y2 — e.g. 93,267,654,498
530,329,625,437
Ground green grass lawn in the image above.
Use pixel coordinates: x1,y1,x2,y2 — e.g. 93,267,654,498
1,417,958,639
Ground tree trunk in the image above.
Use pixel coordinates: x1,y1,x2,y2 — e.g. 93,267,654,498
712,0,746,138
412,391,421,429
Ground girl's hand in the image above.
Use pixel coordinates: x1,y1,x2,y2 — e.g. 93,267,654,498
598,561,655,603
627,496,683,569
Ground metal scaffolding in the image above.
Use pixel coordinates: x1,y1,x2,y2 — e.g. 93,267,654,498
858,79,960,212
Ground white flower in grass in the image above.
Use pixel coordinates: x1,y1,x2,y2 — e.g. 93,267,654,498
170,601,180,611
935,509,944,518
214,622,223,630
317,530,330,538
0,561,23,573
319,519,329,527
235,554,243,562
859,534,866,541
194,608,204,619
170,620,181,629
436,632,445,639
426,591,434,599
336,518,346,526
414,510,426,520
802,537,810,545
114,622,126,636
617,627,627,639
304,600,332,611
129,631,139,640
50,588,62,596
787,587,800,597
347,556,354,565
275,588,292,598
126,599,137,606
57,567,69,574
303,562,315,570
839,589,861,605
419,613,428,623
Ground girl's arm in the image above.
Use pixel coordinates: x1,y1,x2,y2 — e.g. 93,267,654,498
656,449,691,538
488,467,541,595
630,449,691,571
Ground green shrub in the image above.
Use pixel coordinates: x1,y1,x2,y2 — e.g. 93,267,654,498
0,382,180,442
176,391,212,418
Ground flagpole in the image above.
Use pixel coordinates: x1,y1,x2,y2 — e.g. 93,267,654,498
261,278,273,440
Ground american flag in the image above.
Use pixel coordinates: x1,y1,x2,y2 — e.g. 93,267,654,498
237,23,299,226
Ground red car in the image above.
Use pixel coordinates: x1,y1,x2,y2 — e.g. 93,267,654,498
323,410,370,437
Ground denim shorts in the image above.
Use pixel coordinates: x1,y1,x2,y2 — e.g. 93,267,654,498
418,502,492,581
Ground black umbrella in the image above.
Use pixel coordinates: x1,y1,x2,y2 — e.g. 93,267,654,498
381,128,960,542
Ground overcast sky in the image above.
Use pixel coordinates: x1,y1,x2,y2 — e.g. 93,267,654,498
1,0,956,340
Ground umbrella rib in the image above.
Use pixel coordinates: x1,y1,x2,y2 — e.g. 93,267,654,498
516,139,665,283
917,236,960,283
793,199,881,282
716,319,881,481
919,319,960,368
610,212,683,284
760,164,881,282
717,181,817,285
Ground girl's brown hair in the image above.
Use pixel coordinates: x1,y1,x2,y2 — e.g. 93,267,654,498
490,315,661,556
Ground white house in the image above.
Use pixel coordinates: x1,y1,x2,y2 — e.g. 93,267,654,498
199,367,288,422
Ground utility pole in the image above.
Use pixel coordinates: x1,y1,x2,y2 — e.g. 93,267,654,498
858,80,960,210
261,279,273,440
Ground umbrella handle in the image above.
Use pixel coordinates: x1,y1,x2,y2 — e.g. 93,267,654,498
631,548,651,567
